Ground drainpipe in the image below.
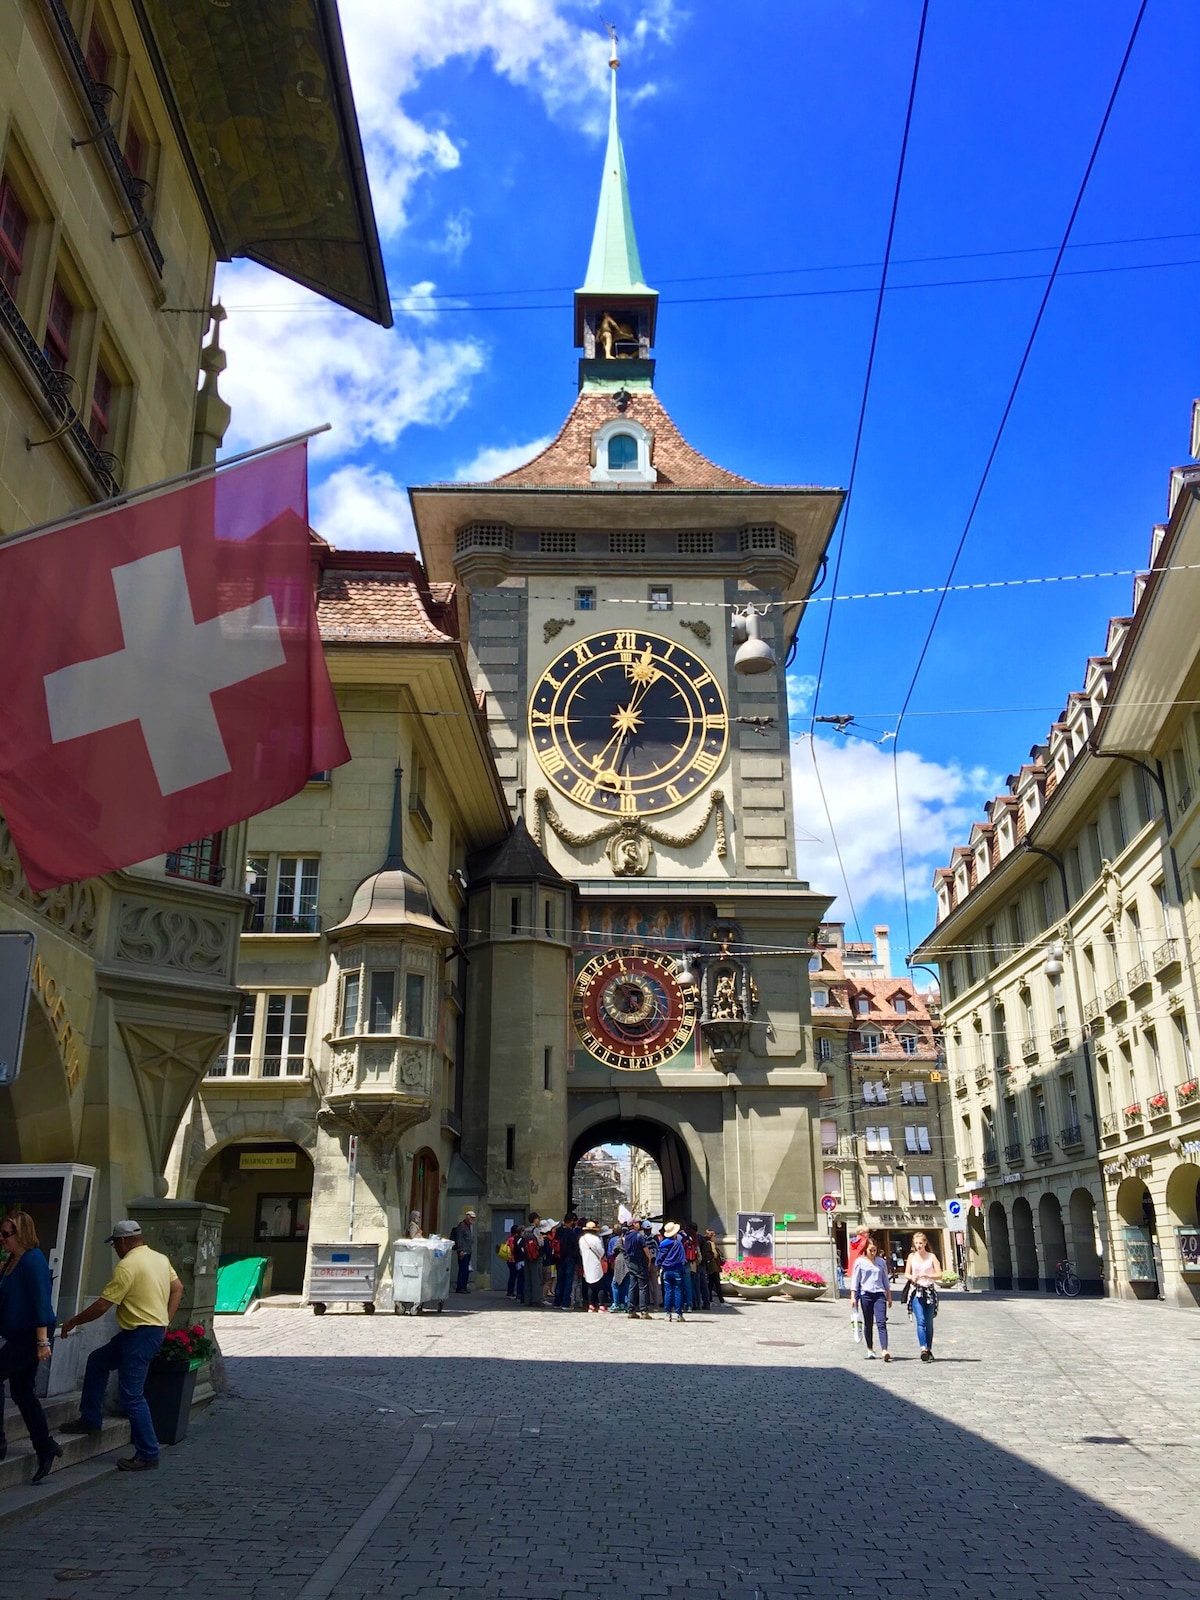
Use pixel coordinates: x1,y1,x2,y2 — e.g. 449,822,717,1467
1023,842,1114,1294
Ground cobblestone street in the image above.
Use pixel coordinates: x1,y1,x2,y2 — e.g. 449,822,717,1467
5,1293,1200,1600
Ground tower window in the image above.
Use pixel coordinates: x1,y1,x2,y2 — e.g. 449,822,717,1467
607,433,638,470
505,1126,515,1169
648,585,672,612
575,587,597,611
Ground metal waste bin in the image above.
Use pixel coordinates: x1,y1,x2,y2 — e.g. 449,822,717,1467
392,1235,454,1314
308,1242,379,1314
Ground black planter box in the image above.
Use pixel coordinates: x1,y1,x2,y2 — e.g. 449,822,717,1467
143,1363,199,1446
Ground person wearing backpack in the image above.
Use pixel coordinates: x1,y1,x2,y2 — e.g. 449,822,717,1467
656,1221,689,1323
623,1221,652,1319
554,1213,582,1309
520,1214,544,1307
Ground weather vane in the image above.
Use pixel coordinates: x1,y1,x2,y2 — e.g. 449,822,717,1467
601,17,620,69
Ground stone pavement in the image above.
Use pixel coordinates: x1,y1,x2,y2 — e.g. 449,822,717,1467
4,1291,1200,1599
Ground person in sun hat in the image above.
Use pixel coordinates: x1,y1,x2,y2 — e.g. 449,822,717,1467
60,1221,184,1472
578,1220,608,1312
655,1221,689,1323
450,1209,477,1294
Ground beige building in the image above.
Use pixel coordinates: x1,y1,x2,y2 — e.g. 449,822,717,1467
915,427,1200,1308
0,0,387,1385
628,1144,664,1221
809,925,952,1273
168,550,509,1296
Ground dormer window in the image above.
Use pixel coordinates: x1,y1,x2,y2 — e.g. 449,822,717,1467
608,433,638,470
590,417,657,485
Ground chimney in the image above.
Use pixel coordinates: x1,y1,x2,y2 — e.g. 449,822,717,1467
873,925,890,977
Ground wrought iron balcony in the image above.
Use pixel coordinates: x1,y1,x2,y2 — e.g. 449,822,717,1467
166,835,226,887
1021,1036,1039,1062
1127,959,1151,991
982,1144,999,1168
1083,997,1102,1024
1175,1078,1199,1110
206,1054,313,1083
245,910,322,934
1030,1133,1052,1156
1059,1123,1083,1148
1100,1113,1120,1137
1103,981,1125,1011
1147,1091,1171,1118
1153,939,1180,974
1004,1141,1024,1165
1050,1022,1070,1048
1122,1102,1143,1127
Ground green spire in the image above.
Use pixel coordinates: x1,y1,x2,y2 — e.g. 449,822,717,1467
580,63,654,296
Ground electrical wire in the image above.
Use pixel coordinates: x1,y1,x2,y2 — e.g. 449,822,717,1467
888,0,1151,961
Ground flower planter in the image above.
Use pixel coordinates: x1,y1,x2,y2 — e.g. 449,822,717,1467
780,1282,827,1301
732,1281,780,1300
721,1279,740,1297
144,1359,201,1447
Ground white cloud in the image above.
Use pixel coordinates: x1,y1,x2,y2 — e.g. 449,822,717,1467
216,262,484,460
454,435,555,481
311,466,417,552
340,1,684,234
792,733,998,919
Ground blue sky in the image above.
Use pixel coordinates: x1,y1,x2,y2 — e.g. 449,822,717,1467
217,0,1200,972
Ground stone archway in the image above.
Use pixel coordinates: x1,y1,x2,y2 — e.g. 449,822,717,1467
0,1000,75,1164
1038,1193,1068,1292
568,1112,695,1224
988,1201,1013,1290
1114,1176,1159,1299
194,1141,315,1294
176,1105,318,1200
1067,1187,1103,1293
1012,1197,1039,1291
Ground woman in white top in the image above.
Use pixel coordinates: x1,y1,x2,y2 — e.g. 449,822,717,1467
904,1231,942,1362
849,1239,892,1361
578,1221,608,1313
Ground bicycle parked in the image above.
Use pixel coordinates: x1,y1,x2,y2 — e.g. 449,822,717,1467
1054,1259,1081,1297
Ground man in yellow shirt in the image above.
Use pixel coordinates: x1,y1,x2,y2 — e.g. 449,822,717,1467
60,1221,183,1471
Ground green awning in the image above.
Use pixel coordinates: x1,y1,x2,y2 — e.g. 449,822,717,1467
133,0,391,326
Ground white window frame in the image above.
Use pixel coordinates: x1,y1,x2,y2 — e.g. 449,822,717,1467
210,990,311,1079
589,417,657,485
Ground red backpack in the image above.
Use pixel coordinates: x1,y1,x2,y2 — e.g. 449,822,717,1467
524,1232,541,1262
683,1235,699,1263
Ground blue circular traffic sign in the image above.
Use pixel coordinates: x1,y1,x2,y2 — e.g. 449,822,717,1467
820,1194,838,1213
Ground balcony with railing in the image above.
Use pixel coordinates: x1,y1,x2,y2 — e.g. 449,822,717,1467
166,835,226,887
1004,1141,1024,1166
1176,1078,1200,1111
206,1054,313,1085
1030,1132,1052,1156
1059,1123,1084,1149
974,1064,991,1088
1154,938,1181,974
982,1144,999,1169
1083,997,1103,1025
1127,959,1151,993
1104,981,1126,1012
1147,1091,1171,1119
1122,1102,1143,1129
246,910,322,935
953,1074,968,1096
1101,1112,1120,1138
1021,1035,1039,1062
1050,1022,1070,1049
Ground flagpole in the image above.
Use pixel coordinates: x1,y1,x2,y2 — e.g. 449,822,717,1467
2,423,331,551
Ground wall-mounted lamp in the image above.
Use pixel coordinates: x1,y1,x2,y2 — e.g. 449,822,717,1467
1042,941,1064,980
731,605,776,675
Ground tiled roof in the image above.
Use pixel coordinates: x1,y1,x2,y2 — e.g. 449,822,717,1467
317,565,457,644
479,389,762,490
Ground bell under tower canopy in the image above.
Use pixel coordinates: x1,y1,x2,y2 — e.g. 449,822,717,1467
574,38,658,382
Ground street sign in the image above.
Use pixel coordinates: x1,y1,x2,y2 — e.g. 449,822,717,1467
0,931,36,1086
782,1213,798,1222
347,1134,359,1182
970,1192,983,1210
820,1194,838,1214
945,1197,970,1231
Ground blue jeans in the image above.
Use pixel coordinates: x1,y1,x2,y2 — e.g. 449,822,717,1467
455,1252,472,1292
662,1268,685,1315
912,1293,934,1351
859,1290,888,1351
81,1325,166,1461
611,1276,629,1310
554,1262,576,1306
682,1269,695,1310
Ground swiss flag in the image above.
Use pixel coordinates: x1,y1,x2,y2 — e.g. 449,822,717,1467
0,443,348,890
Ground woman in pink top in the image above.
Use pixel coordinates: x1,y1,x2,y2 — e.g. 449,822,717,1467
904,1231,942,1362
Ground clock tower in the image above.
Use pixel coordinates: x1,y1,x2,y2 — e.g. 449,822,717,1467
412,47,847,1263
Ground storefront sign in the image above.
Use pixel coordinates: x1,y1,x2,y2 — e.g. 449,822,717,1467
1177,1228,1200,1274
1180,1140,1200,1160
1103,1161,1123,1181
239,1151,297,1170
30,955,82,1091
1000,1172,1022,1185
1126,1153,1152,1172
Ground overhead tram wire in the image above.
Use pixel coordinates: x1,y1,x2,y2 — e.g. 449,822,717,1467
800,0,930,945
888,0,1151,961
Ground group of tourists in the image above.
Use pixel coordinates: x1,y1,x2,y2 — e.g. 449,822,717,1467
848,1227,943,1362
499,1214,725,1321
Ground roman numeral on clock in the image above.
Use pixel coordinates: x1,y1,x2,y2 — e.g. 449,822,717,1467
572,778,596,804
694,749,720,777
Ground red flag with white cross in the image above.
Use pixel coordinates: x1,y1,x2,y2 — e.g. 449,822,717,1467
0,443,348,890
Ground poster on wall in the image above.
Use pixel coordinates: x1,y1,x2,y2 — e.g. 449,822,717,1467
737,1211,775,1263
1123,1225,1157,1283
1178,1228,1200,1273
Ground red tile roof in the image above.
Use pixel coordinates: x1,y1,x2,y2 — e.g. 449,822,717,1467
479,389,762,489
315,551,458,644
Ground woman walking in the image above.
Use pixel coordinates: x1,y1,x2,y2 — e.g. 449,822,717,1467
0,1213,61,1484
904,1231,942,1362
578,1220,607,1312
849,1238,891,1361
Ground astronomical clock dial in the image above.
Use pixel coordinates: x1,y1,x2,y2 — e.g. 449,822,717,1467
529,629,728,816
572,946,698,1071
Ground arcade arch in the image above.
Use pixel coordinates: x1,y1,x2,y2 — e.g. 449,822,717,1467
194,1141,314,1294
1038,1193,1068,1292
988,1201,1013,1290
1012,1197,1039,1290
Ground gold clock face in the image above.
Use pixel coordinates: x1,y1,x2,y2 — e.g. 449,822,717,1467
529,629,728,815
572,946,698,1070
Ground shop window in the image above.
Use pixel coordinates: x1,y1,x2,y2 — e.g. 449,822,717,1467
255,1194,310,1243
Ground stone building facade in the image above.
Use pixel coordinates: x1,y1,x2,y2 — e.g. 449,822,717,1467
809,924,952,1272
915,427,1200,1308
0,0,387,1386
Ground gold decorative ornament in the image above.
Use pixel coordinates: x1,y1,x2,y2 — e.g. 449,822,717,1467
532,787,727,871
678,618,712,646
